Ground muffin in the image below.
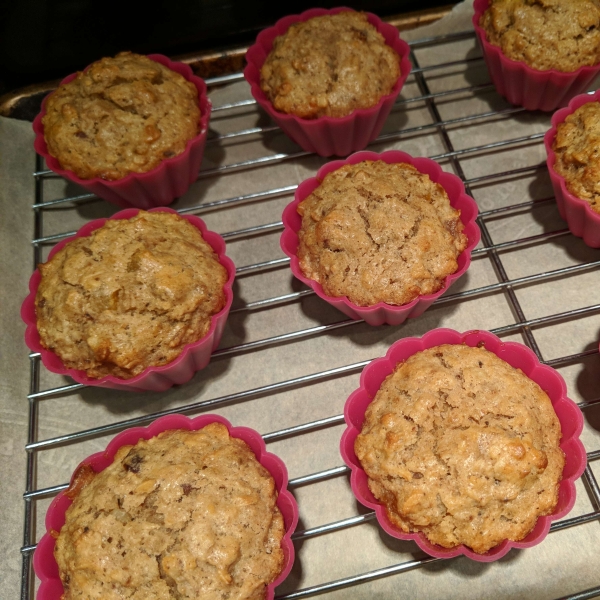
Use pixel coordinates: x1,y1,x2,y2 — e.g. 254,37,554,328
480,0,600,72
296,160,468,307
544,91,600,247
42,51,200,180
472,0,600,112
33,53,211,209
354,343,565,555
260,11,400,119
244,8,411,156
34,210,228,380
551,101,600,214
54,423,286,599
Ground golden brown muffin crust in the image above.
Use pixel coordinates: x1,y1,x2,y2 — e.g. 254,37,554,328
354,345,564,554
35,211,228,379
55,425,285,599
553,101,600,213
260,12,400,119
296,160,468,307
480,0,600,72
42,52,200,180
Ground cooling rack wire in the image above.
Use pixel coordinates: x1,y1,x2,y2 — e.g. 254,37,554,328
20,29,600,600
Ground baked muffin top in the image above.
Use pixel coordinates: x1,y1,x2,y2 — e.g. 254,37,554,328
354,344,564,554
260,11,400,119
480,0,600,72
55,424,285,599
552,101,600,213
35,211,227,379
296,160,468,307
42,52,200,180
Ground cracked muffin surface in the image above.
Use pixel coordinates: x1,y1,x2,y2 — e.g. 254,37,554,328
54,424,285,599
296,160,468,307
35,211,227,379
42,51,200,180
354,344,564,554
260,11,400,119
480,0,600,72
552,101,600,213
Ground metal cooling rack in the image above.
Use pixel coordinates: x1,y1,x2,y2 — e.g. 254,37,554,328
20,29,600,600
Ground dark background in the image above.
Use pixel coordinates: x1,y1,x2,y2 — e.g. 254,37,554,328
0,0,450,95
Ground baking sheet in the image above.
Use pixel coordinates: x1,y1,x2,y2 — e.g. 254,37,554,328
2,2,600,598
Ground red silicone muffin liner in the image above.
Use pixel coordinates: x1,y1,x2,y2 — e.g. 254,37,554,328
244,7,412,157
340,328,586,562
21,207,235,392
33,54,211,209
33,414,299,600
544,90,600,248
473,0,600,112
280,150,481,326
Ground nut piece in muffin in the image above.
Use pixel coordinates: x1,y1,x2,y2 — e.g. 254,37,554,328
35,211,228,379
296,160,468,307
260,11,400,119
354,344,564,554
54,424,286,599
480,0,600,72
42,51,200,180
552,101,600,213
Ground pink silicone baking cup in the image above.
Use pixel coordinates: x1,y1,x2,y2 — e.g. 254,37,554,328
244,7,412,157
21,207,235,392
473,0,600,112
340,328,586,562
33,414,298,600
32,54,211,208
280,150,481,326
544,90,600,248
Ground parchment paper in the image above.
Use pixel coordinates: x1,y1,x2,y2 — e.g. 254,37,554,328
2,2,600,598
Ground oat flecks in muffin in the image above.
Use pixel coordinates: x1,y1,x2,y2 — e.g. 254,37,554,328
553,101,600,213
260,12,400,119
355,345,564,554
35,211,227,379
296,160,467,307
481,0,600,72
42,52,200,180
55,425,286,599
